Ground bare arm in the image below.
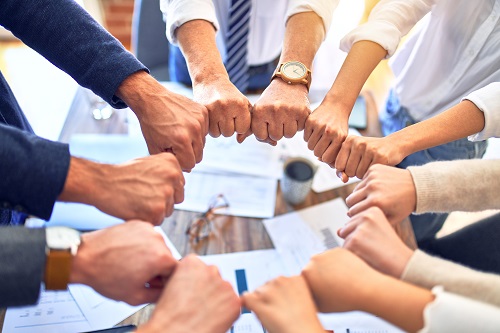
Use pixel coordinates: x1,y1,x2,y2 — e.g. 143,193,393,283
302,248,433,333
176,19,252,138
58,154,185,225
387,100,485,157
304,41,387,165
334,99,486,179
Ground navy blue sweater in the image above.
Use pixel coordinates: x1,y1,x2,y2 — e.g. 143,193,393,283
0,0,147,225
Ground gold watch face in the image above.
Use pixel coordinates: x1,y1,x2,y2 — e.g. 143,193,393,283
282,61,307,80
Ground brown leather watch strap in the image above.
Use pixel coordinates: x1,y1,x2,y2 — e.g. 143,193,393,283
44,250,72,290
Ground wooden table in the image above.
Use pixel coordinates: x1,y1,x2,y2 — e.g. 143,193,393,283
0,86,416,330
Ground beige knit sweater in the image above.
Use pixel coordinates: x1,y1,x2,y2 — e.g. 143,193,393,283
401,159,500,306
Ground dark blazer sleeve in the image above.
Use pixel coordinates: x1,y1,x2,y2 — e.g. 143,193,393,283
0,124,70,220
0,227,46,307
0,0,148,108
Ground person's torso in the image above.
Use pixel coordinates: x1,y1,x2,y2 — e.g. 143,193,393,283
213,0,289,66
390,0,500,120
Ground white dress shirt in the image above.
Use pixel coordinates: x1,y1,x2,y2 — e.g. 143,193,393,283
161,0,337,66
340,0,500,122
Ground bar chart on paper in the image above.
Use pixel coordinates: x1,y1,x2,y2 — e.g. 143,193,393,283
200,250,288,333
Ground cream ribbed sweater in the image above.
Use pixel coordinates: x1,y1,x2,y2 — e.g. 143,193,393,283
401,159,500,306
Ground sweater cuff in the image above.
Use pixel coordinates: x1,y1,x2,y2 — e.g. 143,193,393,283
0,126,70,220
407,166,440,214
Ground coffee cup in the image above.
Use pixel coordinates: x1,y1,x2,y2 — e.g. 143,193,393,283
281,157,317,205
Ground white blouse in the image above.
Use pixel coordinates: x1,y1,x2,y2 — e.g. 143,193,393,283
341,0,500,122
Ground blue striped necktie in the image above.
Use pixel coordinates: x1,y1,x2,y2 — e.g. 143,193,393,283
226,0,252,93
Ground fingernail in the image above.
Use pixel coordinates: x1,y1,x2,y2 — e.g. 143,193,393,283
336,171,343,179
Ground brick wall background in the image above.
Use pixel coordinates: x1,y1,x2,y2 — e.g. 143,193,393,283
101,0,135,50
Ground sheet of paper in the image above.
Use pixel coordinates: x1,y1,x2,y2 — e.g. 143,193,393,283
67,285,145,331
279,132,360,193
200,249,289,333
176,171,277,218
194,135,282,179
3,289,92,333
199,249,403,333
263,198,349,275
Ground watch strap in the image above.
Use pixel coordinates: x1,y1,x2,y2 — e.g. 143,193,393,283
44,250,72,290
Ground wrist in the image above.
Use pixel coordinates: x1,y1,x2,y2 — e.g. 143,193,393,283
58,157,110,206
69,233,92,285
270,76,308,94
390,247,414,278
115,71,166,118
317,97,352,120
384,133,413,161
192,68,229,87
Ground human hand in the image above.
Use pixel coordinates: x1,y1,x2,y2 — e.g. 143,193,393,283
70,221,177,305
242,275,325,333
193,76,252,138
117,71,208,171
304,102,349,167
137,255,240,333
241,79,310,145
61,154,184,225
334,135,406,179
302,248,385,313
345,164,416,226
337,207,414,277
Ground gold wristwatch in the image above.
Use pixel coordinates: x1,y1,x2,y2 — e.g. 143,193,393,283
271,61,312,91
44,226,81,290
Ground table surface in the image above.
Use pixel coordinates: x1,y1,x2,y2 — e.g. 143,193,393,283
0,86,416,330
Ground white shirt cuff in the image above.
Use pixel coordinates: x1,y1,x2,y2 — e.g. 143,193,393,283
462,82,500,142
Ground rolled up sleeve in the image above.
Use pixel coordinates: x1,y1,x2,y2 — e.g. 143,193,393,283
286,0,338,38
340,0,435,57
160,0,219,45
419,286,500,333
463,82,500,141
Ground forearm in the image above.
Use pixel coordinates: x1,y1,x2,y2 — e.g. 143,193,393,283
387,100,485,158
362,274,434,333
322,41,387,119
58,157,110,207
280,12,325,68
176,20,228,85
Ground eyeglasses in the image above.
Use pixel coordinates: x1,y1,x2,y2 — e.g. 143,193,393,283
186,194,229,243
